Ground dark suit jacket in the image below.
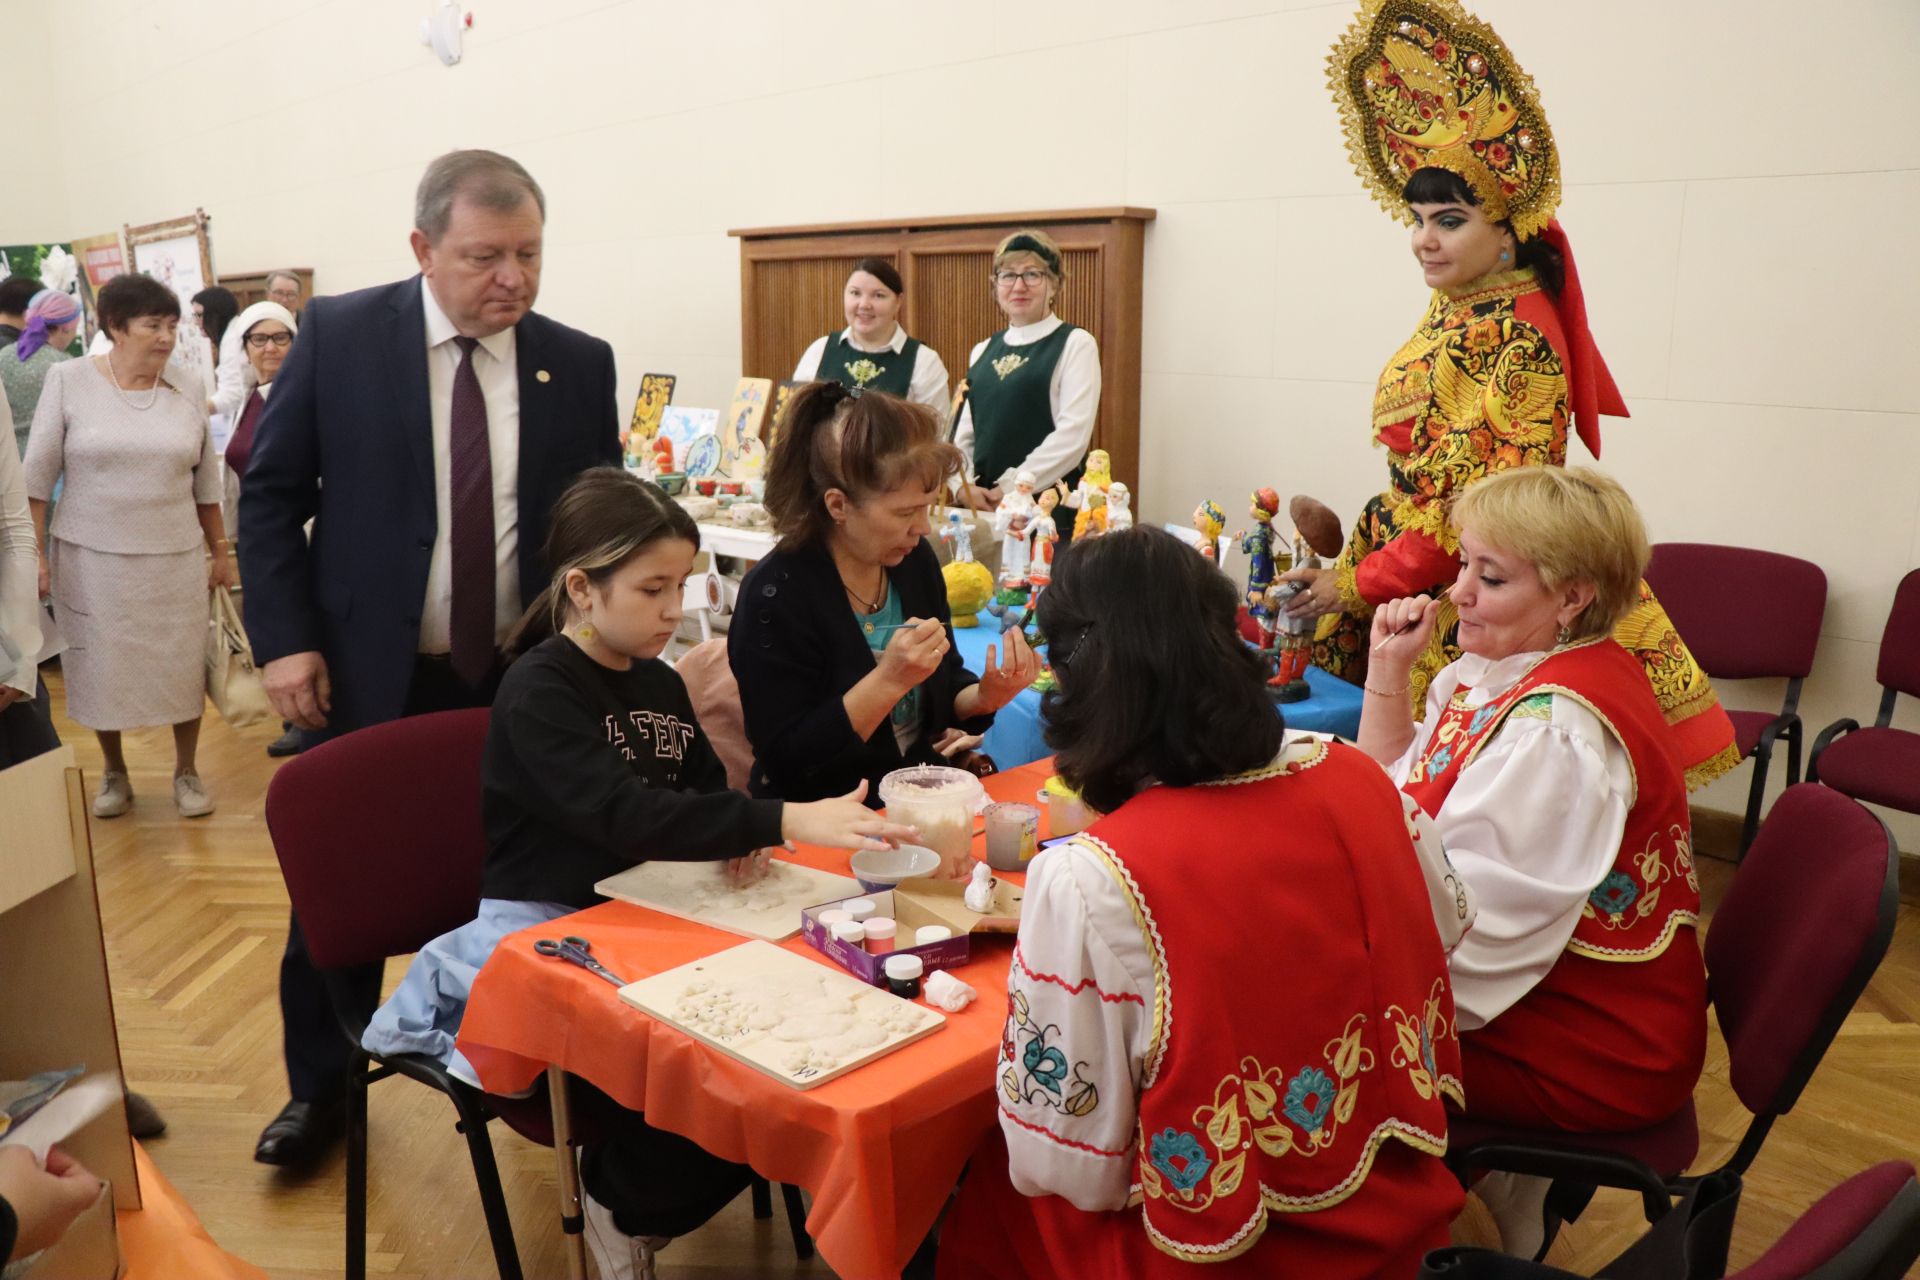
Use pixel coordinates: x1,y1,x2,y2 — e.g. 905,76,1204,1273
238,276,619,735
727,539,994,805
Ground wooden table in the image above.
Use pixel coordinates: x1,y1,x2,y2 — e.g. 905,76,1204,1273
456,760,1053,1280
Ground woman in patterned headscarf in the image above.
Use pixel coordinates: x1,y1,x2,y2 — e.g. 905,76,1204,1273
1284,0,1737,790
1,290,80,463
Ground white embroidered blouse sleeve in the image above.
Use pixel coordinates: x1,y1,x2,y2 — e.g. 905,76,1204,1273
1401,791,1476,955
791,336,827,382
212,322,254,420
1432,699,1633,1030
952,338,989,484
1012,328,1102,491
909,344,952,418
998,841,1154,1213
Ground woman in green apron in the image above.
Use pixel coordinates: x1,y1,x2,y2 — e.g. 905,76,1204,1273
792,257,950,417
955,229,1102,550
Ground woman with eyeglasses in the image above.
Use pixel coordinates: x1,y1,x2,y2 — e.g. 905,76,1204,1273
938,526,1474,1279
791,257,950,417
954,228,1102,551
220,300,298,532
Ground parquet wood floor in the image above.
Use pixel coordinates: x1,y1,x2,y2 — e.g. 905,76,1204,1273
44,671,1920,1278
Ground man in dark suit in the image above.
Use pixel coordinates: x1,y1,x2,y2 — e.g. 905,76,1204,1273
239,149,619,1164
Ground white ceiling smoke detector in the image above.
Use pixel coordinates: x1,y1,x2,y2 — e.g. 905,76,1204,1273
421,1,472,67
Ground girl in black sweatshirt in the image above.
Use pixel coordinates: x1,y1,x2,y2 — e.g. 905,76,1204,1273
363,468,913,1274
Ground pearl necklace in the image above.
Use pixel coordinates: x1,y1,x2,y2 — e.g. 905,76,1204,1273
104,355,161,410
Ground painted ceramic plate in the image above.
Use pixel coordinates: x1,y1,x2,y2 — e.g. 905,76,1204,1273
684,433,722,477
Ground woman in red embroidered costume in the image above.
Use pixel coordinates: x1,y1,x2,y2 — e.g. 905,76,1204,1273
939,527,1476,1277
1297,0,1738,792
1358,466,1707,1256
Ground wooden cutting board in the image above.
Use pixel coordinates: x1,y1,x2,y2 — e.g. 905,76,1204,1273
594,858,861,941
617,940,944,1089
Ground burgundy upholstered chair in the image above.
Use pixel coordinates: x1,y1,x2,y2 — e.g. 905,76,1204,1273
1445,784,1899,1253
1810,567,1920,818
266,709,809,1279
1645,543,1827,855
1415,1161,1920,1279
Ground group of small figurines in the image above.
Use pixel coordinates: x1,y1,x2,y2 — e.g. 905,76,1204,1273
942,450,1133,644
1192,489,1346,702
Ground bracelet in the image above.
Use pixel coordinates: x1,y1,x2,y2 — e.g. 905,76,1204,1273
1363,680,1410,698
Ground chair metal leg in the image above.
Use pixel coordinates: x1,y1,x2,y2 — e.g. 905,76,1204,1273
546,1065,589,1280
781,1182,814,1260
1739,746,1771,857
448,1086,525,1280
346,1052,371,1280
750,1175,773,1220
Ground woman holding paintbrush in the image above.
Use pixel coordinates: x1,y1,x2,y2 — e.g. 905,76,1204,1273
1358,467,1705,1258
729,382,1038,806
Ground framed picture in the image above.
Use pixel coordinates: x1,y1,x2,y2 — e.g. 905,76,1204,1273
629,372,676,442
657,406,719,472
720,376,772,474
125,210,217,393
768,379,803,452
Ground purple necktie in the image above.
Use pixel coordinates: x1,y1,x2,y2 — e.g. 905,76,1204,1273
449,336,496,687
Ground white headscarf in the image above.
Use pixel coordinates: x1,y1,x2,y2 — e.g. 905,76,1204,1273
231,300,298,393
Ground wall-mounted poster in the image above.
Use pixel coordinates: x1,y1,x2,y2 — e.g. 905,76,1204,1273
125,210,216,396
0,242,87,354
69,232,127,292
626,372,676,447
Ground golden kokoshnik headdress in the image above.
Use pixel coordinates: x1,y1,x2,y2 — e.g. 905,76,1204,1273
1329,0,1560,241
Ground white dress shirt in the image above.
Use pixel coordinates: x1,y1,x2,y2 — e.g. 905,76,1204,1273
953,313,1102,491
417,278,521,654
998,736,1470,1209
792,325,951,419
1388,651,1635,1030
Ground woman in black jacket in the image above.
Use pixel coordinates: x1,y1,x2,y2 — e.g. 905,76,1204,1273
729,382,1038,804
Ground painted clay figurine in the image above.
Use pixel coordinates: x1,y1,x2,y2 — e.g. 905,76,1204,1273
992,471,1040,587
1067,449,1113,540
1239,487,1281,611
1104,482,1133,534
1027,487,1062,588
938,509,977,563
1193,500,1225,561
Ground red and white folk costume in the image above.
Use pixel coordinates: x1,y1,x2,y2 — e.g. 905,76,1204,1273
940,740,1476,1278
1392,639,1707,1130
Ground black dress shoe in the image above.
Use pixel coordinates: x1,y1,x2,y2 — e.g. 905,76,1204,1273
124,1090,168,1139
254,1097,345,1166
266,726,307,758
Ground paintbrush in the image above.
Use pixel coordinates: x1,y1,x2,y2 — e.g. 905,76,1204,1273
1371,585,1453,653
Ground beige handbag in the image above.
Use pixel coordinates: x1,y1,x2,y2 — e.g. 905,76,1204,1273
206,586,272,728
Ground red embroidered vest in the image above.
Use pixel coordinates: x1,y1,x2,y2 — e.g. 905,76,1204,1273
1081,742,1462,1263
1402,640,1699,962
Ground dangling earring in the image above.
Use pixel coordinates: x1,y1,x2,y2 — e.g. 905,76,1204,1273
1499,247,1512,263
577,620,596,642
1555,624,1571,646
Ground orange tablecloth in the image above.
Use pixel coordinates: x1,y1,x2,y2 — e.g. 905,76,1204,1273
456,760,1054,1280
119,1142,268,1280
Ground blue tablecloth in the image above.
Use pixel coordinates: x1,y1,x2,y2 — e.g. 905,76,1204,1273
952,622,1365,770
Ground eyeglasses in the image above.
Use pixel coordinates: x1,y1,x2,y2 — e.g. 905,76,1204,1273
993,269,1051,287
245,331,294,349
267,288,298,301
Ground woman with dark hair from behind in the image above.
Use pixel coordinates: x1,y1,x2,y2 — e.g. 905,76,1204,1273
938,526,1476,1279
791,257,951,416
362,466,913,1277
1294,0,1737,793
728,382,1038,809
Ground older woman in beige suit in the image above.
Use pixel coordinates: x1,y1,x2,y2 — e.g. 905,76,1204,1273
23,274,234,818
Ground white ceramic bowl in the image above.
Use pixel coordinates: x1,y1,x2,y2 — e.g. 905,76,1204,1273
850,844,942,889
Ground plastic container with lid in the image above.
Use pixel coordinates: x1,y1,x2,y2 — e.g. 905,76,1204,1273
863,917,898,954
831,921,866,947
879,764,987,880
841,898,878,923
883,953,925,999
914,925,954,946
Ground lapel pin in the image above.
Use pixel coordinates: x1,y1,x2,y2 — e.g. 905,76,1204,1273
536,369,551,383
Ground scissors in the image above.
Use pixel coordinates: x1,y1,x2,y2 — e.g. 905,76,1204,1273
533,935,627,988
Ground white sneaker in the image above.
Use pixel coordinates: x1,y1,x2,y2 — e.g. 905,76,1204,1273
582,1186,670,1280
173,772,215,818
94,771,133,818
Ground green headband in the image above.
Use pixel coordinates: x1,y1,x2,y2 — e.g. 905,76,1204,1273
1000,234,1060,273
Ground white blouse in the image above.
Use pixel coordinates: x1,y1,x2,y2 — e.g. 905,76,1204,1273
792,325,951,419
954,314,1102,492
998,736,1473,1210
1387,651,1634,1031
